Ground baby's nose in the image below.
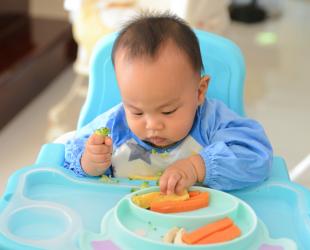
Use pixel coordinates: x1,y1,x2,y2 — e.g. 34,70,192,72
145,116,164,130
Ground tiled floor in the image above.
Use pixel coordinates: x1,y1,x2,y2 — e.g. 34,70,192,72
1,0,309,196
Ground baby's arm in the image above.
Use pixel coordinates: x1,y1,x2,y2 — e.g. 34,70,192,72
159,100,273,193
64,110,118,177
197,101,273,191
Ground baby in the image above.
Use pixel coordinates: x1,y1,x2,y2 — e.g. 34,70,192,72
64,13,273,194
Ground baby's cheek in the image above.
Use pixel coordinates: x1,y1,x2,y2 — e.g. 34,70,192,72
128,119,145,137
171,120,192,140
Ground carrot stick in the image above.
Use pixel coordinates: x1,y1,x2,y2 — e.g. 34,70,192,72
190,192,208,200
188,190,201,198
195,224,241,244
150,192,209,213
188,192,209,201
182,217,233,244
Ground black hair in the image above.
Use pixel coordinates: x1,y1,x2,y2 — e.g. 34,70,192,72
111,12,204,74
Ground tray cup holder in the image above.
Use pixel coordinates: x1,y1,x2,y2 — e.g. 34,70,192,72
6,204,74,243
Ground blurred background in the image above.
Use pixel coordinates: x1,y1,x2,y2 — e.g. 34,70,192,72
0,0,309,195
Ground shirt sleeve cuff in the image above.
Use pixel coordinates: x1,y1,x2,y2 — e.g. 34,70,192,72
198,141,234,190
73,151,89,177
199,149,218,188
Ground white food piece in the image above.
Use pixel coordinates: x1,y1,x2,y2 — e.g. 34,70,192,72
174,228,186,244
163,227,180,243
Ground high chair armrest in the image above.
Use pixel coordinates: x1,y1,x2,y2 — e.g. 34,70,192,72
270,156,290,181
53,130,76,144
35,143,65,167
35,131,76,166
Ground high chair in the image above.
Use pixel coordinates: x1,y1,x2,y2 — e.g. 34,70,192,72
1,30,309,250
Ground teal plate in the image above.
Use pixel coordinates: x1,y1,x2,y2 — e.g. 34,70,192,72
80,186,296,250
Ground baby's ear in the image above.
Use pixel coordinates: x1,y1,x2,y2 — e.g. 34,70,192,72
197,75,209,105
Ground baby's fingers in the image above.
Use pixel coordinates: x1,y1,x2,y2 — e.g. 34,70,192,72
160,172,181,195
89,133,105,145
104,136,112,146
88,142,112,155
88,152,111,164
175,179,187,195
166,173,182,195
159,174,169,194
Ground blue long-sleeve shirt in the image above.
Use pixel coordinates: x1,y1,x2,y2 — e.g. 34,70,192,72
64,99,273,191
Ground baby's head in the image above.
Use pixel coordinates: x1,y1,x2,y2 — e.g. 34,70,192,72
112,13,209,148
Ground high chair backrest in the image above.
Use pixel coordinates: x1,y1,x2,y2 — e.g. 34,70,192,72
77,29,245,129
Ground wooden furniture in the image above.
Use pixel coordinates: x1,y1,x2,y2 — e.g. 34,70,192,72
0,0,77,129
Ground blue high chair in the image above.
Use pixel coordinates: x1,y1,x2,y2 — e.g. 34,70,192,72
1,30,310,250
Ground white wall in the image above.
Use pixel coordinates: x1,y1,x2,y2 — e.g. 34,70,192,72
29,0,179,20
30,0,68,19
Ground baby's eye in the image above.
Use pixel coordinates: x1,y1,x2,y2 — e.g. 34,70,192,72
162,108,177,115
133,112,143,116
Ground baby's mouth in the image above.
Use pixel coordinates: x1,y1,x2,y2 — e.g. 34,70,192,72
147,136,167,146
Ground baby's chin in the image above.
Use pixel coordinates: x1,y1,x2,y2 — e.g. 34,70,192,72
144,140,177,149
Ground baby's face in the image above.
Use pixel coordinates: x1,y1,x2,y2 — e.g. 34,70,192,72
115,41,207,148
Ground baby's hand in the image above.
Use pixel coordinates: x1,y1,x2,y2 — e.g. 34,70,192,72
159,155,206,195
81,133,113,176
